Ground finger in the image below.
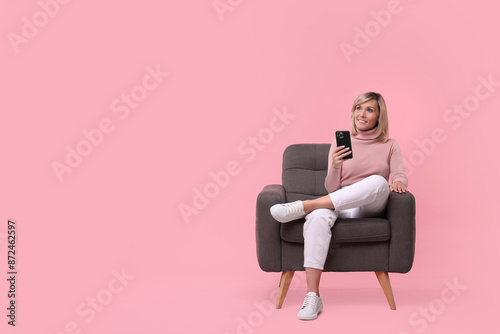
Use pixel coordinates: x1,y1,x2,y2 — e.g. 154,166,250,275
397,183,407,193
392,182,403,193
334,146,350,154
339,151,352,158
334,145,345,153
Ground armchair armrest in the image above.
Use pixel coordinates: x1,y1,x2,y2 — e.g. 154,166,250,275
386,191,416,273
255,184,285,272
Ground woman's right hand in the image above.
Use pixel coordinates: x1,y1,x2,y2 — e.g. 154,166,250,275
332,146,351,169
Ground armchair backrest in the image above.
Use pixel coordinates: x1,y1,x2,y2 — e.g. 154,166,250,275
282,144,330,202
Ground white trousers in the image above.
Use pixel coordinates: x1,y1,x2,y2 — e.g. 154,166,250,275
303,175,390,270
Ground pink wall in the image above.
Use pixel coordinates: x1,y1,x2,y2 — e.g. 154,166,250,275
1,1,498,333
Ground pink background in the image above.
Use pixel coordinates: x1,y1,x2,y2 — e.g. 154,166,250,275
1,0,499,333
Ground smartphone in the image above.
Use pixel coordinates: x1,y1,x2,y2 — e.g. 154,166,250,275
335,131,353,159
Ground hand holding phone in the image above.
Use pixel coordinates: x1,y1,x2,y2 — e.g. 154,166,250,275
335,131,353,160
331,146,351,169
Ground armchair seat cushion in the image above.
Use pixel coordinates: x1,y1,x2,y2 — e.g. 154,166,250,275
280,217,391,244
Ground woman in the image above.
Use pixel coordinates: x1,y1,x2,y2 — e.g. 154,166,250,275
270,92,408,320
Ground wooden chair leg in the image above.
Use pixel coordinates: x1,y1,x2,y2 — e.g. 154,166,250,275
276,271,294,309
375,271,396,310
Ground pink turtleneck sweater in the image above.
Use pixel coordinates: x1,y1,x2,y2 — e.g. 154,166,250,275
324,127,408,193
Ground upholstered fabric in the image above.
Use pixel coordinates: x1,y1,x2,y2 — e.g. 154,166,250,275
255,143,416,273
280,217,391,244
282,144,330,202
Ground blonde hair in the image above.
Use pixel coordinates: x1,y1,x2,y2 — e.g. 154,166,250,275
350,92,389,143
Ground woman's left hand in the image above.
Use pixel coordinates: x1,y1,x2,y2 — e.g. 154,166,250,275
390,181,407,193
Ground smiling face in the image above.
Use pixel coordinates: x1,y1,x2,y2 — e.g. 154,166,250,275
354,99,379,131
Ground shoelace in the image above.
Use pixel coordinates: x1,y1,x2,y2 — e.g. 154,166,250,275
283,202,302,216
301,294,317,309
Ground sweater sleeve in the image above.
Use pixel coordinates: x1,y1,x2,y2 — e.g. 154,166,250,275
389,140,408,186
324,141,342,193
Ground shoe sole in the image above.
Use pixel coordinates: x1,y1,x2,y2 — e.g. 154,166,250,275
297,304,323,320
270,207,304,223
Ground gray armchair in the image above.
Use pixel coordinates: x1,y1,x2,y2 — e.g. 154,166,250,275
255,144,416,310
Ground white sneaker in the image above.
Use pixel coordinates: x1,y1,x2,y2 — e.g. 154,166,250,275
297,292,323,320
270,201,306,223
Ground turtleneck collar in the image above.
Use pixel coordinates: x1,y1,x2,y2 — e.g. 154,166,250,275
353,126,378,140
